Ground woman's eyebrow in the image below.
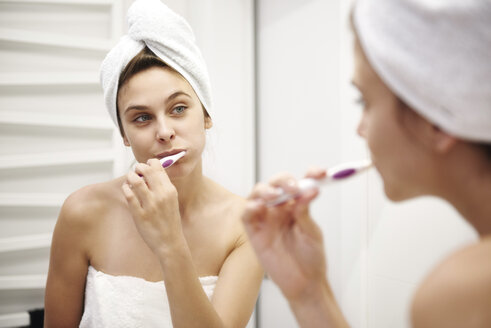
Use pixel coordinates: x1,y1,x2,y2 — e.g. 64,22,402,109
166,91,192,102
124,91,192,114
124,104,149,115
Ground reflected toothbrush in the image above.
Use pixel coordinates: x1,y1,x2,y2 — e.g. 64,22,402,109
160,151,186,168
267,159,373,206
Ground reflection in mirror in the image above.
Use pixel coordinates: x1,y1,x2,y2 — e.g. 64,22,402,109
0,1,258,327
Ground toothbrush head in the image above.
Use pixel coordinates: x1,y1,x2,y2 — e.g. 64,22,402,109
160,151,186,169
327,159,372,180
267,159,373,207
331,168,356,180
161,159,174,168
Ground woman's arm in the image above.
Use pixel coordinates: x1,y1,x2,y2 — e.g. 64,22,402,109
288,279,349,328
44,192,91,328
122,159,263,327
155,232,263,328
241,169,350,328
208,232,263,327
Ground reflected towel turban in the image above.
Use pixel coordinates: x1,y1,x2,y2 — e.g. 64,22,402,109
354,0,491,142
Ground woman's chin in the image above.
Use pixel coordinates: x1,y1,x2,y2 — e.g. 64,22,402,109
383,184,409,202
166,162,194,180
383,182,423,203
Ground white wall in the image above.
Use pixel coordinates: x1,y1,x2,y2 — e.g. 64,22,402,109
256,0,478,328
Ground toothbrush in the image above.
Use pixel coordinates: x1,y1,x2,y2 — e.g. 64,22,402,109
267,159,373,206
160,151,186,168
136,151,186,177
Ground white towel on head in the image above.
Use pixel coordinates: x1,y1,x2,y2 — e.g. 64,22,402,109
100,0,212,127
354,0,491,143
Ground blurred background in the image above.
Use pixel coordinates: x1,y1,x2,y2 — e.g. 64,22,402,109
0,0,478,327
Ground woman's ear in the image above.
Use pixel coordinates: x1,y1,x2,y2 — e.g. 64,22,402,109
204,117,213,130
123,134,130,147
405,107,457,154
432,125,458,154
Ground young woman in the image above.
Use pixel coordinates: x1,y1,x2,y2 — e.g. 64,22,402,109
242,0,491,327
44,1,262,327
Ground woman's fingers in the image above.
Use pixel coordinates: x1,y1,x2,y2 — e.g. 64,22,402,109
266,170,324,208
127,159,179,215
245,182,294,227
269,172,299,195
126,170,150,208
293,187,319,218
145,159,171,191
248,182,282,202
304,166,327,180
267,170,322,222
242,199,267,231
245,169,323,243
122,182,144,217
132,159,176,196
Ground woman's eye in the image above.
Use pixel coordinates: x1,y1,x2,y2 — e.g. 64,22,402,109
355,95,366,108
135,114,151,122
352,86,366,109
173,106,187,114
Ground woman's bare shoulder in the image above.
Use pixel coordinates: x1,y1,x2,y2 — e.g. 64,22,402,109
220,191,249,246
58,177,125,228
205,177,246,210
411,238,491,327
204,178,247,237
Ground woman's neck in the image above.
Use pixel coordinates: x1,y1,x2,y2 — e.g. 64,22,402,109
439,153,491,237
170,161,212,220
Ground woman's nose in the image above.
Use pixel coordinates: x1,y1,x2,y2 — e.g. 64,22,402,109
357,116,366,138
156,118,175,142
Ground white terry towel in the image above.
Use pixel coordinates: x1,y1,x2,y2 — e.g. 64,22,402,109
354,0,491,143
100,0,212,127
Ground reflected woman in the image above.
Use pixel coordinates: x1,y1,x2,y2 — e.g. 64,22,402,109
242,0,491,327
44,1,262,327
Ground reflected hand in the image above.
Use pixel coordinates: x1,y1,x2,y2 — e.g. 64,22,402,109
122,159,183,254
242,167,328,302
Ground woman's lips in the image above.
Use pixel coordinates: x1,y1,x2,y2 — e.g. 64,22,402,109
155,149,186,159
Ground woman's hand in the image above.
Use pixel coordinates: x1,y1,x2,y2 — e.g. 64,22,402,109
122,159,183,255
242,167,328,303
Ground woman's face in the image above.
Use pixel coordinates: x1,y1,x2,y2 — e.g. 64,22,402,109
352,37,432,201
117,66,212,178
